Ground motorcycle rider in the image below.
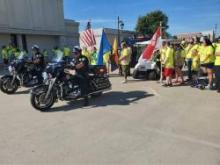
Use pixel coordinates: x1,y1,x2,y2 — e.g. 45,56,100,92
69,46,89,106
31,45,45,84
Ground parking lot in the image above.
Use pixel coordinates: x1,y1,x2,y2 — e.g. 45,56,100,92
0,73,220,164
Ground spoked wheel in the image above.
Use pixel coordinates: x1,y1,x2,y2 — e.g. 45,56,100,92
0,77,19,94
30,91,55,111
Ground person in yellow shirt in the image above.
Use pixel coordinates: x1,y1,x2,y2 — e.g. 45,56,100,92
200,38,215,90
185,38,200,82
214,38,220,92
163,42,174,87
63,46,71,57
159,41,167,83
191,44,200,87
119,42,130,83
174,44,185,84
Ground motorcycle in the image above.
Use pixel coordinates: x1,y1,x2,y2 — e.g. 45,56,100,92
30,55,112,111
0,52,43,94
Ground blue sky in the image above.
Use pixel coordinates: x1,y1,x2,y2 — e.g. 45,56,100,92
64,0,220,36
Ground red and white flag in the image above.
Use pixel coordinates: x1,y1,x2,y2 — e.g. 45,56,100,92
80,21,96,48
141,27,161,60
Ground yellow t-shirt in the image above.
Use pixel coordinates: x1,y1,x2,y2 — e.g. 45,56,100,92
164,47,174,68
186,44,199,59
82,49,91,64
200,46,215,64
103,51,111,65
181,49,186,58
63,47,71,57
215,43,220,66
160,47,167,62
192,55,200,71
120,48,130,66
1,48,8,59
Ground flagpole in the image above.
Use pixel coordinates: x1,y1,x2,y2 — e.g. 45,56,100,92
159,21,164,83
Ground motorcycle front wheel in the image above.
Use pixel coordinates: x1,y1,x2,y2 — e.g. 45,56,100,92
30,90,55,112
0,76,19,94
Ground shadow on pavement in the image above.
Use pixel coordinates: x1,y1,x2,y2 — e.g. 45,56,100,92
14,89,30,95
48,91,154,113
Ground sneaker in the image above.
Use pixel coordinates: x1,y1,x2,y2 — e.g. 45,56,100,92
162,84,169,87
122,80,127,84
205,85,212,90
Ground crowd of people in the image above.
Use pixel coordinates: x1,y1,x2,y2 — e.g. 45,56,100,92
1,36,220,94
159,37,220,93
0,44,83,65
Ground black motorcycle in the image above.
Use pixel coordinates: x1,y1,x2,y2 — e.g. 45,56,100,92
0,53,42,94
30,57,111,111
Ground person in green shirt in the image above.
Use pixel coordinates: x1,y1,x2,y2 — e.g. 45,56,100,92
14,48,21,59
53,46,63,60
6,44,15,61
1,45,9,66
91,47,98,65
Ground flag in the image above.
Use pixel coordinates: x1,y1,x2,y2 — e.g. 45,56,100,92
80,21,96,47
141,27,161,60
97,30,111,65
112,38,119,64
110,38,119,71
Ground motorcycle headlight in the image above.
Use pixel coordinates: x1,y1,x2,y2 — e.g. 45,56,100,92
42,72,48,80
8,66,14,73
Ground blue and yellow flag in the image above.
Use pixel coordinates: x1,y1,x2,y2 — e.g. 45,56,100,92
97,30,111,65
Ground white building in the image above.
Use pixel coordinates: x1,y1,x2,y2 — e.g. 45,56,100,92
176,30,215,41
0,0,79,56
80,28,136,49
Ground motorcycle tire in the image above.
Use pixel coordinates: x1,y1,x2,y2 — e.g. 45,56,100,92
30,91,55,112
0,77,19,94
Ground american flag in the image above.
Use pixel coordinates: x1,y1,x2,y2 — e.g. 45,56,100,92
80,21,96,47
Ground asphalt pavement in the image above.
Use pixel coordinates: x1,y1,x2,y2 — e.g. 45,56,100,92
0,74,220,164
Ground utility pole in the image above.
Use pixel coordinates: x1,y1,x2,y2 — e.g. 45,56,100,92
214,24,218,39
117,16,124,47
117,16,120,47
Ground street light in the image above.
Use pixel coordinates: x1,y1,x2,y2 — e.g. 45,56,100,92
117,16,124,46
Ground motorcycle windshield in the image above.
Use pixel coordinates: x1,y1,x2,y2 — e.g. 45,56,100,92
17,52,27,60
52,51,64,63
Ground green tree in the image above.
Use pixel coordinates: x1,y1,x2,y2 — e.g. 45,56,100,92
135,10,169,38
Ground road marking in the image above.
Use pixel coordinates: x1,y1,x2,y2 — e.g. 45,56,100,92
148,87,160,97
144,127,220,150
